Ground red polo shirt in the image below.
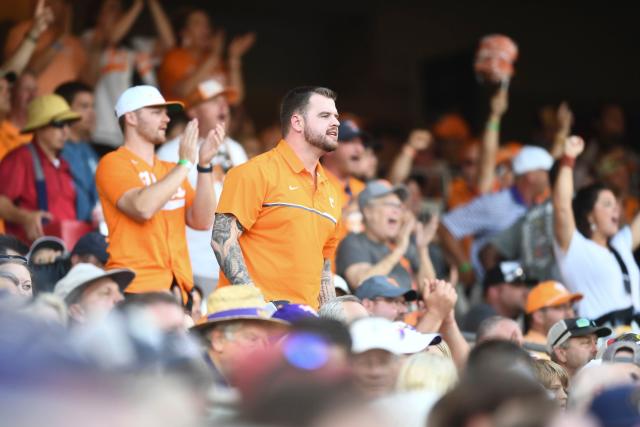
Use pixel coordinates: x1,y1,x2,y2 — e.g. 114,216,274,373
0,142,76,242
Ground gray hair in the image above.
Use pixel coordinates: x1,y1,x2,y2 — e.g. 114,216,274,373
477,315,508,341
318,295,361,323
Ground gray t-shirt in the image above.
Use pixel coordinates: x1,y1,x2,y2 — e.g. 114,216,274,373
336,233,421,290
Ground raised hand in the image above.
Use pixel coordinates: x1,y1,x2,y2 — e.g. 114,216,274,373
407,129,432,151
422,278,457,320
228,32,256,60
490,86,509,117
30,0,54,39
199,123,225,166
563,135,585,159
396,211,416,253
557,102,574,133
178,119,199,165
415,214,439,248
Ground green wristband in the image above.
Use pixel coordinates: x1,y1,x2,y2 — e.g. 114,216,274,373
178,159,193,170
459,262,473,273
487,120,500,132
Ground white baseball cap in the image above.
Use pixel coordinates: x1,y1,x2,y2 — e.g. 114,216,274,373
350,317,403,355
54,263,135,304
393,321,442,354
512,145,553,175
114,85,184,118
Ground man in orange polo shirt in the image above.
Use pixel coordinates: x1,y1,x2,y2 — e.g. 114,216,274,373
95,85,223,303
212,86,342,309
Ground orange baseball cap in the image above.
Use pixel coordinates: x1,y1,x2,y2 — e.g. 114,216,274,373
525,280,583,314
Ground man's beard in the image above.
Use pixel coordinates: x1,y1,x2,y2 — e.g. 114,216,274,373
139,123,166,145
304,125,337,153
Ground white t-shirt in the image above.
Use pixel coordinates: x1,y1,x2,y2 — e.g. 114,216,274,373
554,226,640,319
156,136,248,280
83,32,158,148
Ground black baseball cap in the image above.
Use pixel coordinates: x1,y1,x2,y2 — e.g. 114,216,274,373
483,261,533,291
547,317,612,350
71,232,109,265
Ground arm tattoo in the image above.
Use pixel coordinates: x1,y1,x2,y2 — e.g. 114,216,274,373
211,213,252,285
318,258,336,307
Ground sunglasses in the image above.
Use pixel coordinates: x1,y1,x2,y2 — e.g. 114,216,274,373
49,120,73,129
0,254,28,264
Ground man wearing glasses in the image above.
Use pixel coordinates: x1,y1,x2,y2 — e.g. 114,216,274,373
0,94,80,242
336,179,437,292
354,275,417,321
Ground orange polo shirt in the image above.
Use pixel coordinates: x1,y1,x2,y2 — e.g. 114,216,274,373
96,147,195,296
216,140,341,309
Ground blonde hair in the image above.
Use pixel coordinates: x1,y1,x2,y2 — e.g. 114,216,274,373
533,359,569,390
396,352,458,396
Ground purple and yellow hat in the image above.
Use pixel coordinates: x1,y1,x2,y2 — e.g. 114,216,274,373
191,285,289,334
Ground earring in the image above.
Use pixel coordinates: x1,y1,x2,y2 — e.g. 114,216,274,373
590,222,597,232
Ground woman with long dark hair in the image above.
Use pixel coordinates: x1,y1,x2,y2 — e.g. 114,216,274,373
553,136,640,326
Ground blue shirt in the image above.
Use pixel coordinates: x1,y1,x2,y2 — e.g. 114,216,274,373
61,141,99,222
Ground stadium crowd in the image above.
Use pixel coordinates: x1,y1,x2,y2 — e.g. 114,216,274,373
1,1,640,427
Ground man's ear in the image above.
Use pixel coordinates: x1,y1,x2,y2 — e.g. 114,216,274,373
68,303,85,323
553,347,568,364
210,328,226,353
290,113,304,134
361,298,374,313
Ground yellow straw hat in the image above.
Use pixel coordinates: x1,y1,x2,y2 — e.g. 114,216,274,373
21,94,81,133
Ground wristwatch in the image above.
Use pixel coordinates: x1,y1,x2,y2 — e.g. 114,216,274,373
197,163,213,173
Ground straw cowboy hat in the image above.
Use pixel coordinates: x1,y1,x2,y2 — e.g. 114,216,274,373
21,94,81,133
191,285,289,334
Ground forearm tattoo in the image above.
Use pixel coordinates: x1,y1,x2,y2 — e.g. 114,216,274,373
318,258,336,307
211,213,252,285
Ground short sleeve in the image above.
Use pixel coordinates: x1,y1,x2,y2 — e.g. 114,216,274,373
95,152,145,207
216,162,267,230
335,234,375,276
0,149,27,200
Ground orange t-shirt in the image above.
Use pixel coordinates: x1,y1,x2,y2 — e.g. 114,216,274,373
216,140,342,309
95,147,195,296
0,120,31,233
4,22,87,96
157,47,226,101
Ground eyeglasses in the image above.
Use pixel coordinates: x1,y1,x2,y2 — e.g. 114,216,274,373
0,254,28,264
49,120,72,129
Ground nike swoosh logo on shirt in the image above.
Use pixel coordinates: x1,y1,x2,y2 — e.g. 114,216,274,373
289,185,299,190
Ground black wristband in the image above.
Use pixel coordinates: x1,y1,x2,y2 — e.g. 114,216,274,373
197,163,213,173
